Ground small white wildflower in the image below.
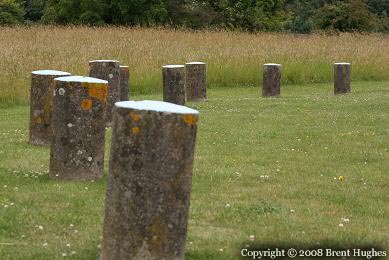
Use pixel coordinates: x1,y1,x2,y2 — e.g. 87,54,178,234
225,203,231,208
38,225,43,230
10,202,14,206
249,235,255,241
69,224,74,228
66,243,70,247
43,242,48,247
3,185,7,188
84,187,88,190
4,204,8,208
71,251,76,255
290,209,295,213
338,223,344,227
219,248,224,252
74,230,78,234
61,252,67,257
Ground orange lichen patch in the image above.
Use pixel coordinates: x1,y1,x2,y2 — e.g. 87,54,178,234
183,115,197,125
34,116,42,124
81,99,92,110
132,127,140,134
82,82,108,102
129,112,140,121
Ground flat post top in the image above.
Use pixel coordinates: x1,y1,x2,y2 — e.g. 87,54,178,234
54,76,108,84
115,100,199,115
32,70,71,76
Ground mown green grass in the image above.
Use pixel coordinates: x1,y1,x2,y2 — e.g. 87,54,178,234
0,82,388,259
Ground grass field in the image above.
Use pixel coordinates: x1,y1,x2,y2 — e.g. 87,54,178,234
1,26,389,107
0,82,388,259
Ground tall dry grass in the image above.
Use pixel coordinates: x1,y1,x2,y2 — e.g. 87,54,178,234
1,26,389,106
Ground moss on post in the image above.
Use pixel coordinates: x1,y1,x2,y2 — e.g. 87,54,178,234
101,100,199,260
29,70,71,145
163,65,186,105
49,76,108,181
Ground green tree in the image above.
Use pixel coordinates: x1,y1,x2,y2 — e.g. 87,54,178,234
314,0,379,32
0,0,25,25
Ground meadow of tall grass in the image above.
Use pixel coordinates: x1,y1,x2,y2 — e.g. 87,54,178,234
1,26,389,106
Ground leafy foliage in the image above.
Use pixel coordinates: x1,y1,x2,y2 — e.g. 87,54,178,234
3,0,389,32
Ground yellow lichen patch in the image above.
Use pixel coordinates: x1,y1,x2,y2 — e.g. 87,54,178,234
183,115,197,125
34,116,42,124
82,82,108,102
81,99,92,110
129,112,140,121
132,127,140,134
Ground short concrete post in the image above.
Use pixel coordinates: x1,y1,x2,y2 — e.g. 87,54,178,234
163,65,185,105
262,63,281,97
49,76,108,180
101,100,199,260
29,70,71,145
185,62,207,102
334,63,351,94
119,65,129,101
89,60,120,126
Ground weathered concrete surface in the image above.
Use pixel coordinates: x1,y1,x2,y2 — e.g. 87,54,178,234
29,70,71,145
163,65,185,105
101,100,199,260
49,76,108,181
89,60,120,126
185,62,207,102
334,63,351,94
262,63,281,97
119,65,130,101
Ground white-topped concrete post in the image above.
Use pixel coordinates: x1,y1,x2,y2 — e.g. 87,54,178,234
29,70,71,145
119,65,129,101
185,61,207,102
49,76,108,180
101,100,199,260
89,60,120,126
334,62,351,94
263,63,281,97
162,65,185,105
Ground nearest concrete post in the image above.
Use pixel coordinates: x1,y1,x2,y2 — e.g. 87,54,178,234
334,62,351,94
49,76,108,181
119,65,129,101
163,65,186,105
89,60,120,126
29,70,71,145
101,100,199,260
185,62,207,102
262,63,281,97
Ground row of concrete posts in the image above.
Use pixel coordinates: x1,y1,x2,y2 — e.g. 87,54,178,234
28,60,202,259
262,62,351,96
28,60,351,259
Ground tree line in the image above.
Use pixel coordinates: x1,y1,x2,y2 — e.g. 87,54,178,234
1,0,388,33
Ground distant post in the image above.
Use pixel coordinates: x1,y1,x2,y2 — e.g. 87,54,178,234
49,76,108,180
119,65,130,101
89,60,120,126
262,63,281,97
29,70,71,145
101,100,199,260
334,63,351,94
185,62,207,102
163,65,186,105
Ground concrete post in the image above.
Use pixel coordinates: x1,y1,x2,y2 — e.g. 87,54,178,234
262,63,281,97
119,65,130,101
49,76,108,180
163,65,186,105
185,62,207,102
101,100,199,260
334,63,351,94
29,70,71,145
